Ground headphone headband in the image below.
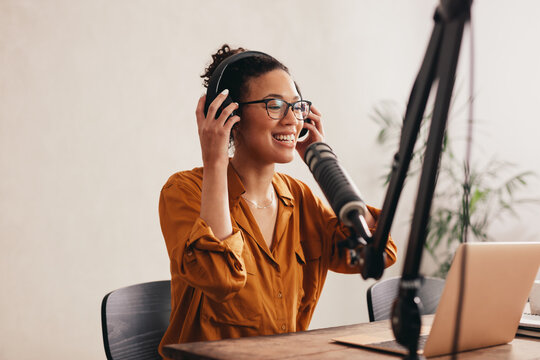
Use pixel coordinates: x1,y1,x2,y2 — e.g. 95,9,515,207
204,50,272,116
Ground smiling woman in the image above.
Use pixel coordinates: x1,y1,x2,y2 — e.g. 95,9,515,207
157,44,397,358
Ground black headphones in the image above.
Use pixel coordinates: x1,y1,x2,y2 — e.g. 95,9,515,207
203,50,309,138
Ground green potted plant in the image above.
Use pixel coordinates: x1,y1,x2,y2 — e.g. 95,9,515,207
372,100,538,277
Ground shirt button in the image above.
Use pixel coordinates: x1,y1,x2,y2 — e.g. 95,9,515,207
281,324,286,331
277,291,282,298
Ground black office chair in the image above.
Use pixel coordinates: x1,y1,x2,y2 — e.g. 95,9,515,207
101,280,171,360
367,276,445,322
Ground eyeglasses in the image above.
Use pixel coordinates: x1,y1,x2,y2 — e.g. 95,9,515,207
238,98,312,121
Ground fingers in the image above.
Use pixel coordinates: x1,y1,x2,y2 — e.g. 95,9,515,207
306,107,324,137
216,101,240,127
224,115,241,131
197,88,240,124
296,104,324,144
195,94,206,127
310,104,322,116
301,121,320,140
198,89,239,128
206,89,231,121
301,121,318,132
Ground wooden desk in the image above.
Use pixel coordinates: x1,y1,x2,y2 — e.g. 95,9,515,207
163,316,540,359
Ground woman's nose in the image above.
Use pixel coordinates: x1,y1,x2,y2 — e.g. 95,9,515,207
281,106,298,125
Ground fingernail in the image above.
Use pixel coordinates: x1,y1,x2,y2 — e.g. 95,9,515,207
221,89,229,95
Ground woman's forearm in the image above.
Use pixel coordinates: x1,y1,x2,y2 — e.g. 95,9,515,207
200,163,233,240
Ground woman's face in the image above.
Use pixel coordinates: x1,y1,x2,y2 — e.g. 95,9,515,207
234,69,304,165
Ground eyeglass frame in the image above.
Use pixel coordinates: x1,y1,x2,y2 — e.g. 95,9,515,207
238,98,312,121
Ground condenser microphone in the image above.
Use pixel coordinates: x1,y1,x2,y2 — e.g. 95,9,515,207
304,142,372,240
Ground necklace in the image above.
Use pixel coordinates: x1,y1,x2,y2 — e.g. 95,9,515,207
242,190,275,209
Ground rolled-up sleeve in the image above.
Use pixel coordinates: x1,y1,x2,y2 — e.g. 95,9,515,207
159,174,247,302
324,203,397,273
326,203,397,273
365,205,397,267
294,179,397,274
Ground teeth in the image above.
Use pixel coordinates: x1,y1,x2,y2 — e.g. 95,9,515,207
273,134,295,142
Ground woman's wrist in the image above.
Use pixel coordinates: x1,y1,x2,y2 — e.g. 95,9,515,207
203,157,229,173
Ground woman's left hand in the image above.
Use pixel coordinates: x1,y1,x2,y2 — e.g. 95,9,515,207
295,104,325,160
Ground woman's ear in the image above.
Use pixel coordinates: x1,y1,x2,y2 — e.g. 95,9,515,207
232,109,241,132
230,120,241,149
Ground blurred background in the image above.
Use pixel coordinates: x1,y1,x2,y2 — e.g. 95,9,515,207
2,0,540,358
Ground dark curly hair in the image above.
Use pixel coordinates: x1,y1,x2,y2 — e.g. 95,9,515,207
201,44,290,103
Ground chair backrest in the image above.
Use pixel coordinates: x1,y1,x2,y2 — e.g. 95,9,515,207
101,280,171,360
366,276,445,322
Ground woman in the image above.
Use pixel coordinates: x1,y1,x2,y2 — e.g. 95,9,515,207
158,44,397,355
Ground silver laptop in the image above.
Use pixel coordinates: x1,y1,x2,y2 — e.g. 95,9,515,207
334,242,540,357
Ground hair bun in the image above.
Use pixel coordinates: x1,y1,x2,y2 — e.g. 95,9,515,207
201,44,246,88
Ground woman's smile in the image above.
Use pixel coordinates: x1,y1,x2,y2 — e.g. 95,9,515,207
272,132,296,147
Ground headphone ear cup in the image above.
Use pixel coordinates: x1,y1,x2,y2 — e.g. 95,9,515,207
298,118,311,140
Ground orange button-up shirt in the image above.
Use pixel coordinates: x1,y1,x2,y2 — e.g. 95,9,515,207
158,164,397,356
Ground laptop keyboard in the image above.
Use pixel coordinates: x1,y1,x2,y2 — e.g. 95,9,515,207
371,334,429,352
520,313,540,328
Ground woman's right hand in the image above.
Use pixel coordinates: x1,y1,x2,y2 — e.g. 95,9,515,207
196,90,240,168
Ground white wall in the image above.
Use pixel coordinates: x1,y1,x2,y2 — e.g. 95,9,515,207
1,1,540,359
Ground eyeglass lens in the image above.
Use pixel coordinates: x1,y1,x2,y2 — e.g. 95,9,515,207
267,99,310,120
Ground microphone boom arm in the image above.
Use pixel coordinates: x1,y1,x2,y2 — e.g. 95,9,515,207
305,1,471,358
366,3,471,359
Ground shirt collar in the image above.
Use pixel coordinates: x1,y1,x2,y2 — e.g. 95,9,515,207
272,173,294,207
227,162,246,205
227,162,295,208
